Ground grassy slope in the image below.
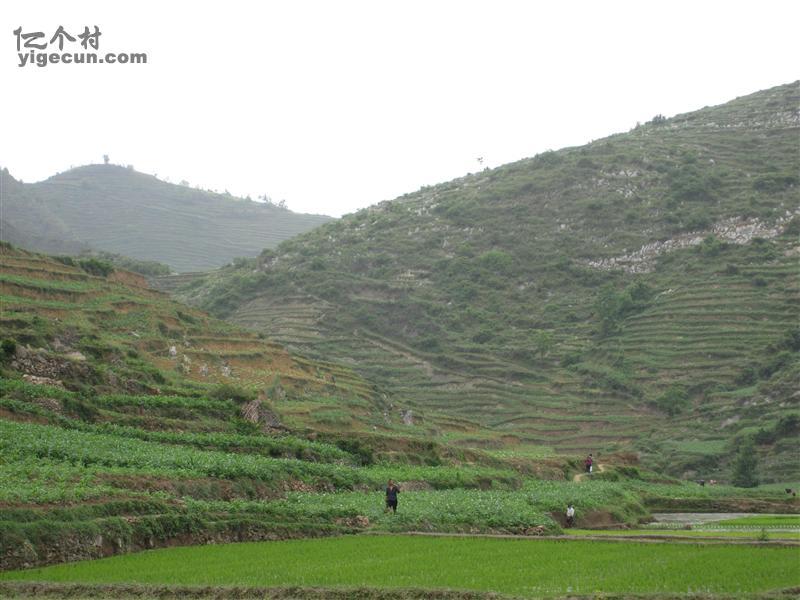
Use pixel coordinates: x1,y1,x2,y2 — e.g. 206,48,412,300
0,165,332,272
168,82,800,480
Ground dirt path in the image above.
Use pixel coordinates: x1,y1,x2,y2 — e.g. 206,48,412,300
573,463,605,482
362,531,800,546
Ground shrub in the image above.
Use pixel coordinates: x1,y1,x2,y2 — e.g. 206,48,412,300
533,330,554,358
309,257,327,271
594,281,653,336
87,252,171,276
759,350,791,379
416,336,441,352
77,258,115,277
732,437,759,488
753,427,776,445
775,414,800,437
735,365,757,386
176,310,197,324
685,213,712,230
782,216,800,237
697,235,725,256
1,339,16,359
752,172,798,192
561,351,582,367
652,386,690,416
472,329,494,344
752,414,798,446
478,250,513,275
62,397,100,422
667,161,720,204
535,150,563,166
326,437,374,466
724,263,740,275
779,327,800,352
209,384,255,404
54,256,76,267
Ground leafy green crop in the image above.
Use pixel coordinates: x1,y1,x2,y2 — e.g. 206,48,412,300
0,420,519,494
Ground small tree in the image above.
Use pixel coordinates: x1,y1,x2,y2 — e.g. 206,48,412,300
595,284,630,335
534,330,554,358
732,437,759,488
1,338,16,359
652,385,690,416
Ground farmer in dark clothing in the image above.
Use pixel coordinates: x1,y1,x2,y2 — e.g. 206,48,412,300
385,480,400,513
584,453,593,474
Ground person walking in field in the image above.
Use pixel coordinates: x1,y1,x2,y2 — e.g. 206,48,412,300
566,504,575,528
385,480,400,513
584,453,593,474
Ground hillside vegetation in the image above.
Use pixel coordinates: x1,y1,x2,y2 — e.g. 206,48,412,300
165,82,800,481
6,243,730,570
0,165,332,272
5,242,795,573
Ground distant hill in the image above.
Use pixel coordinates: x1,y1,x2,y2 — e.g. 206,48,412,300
166,82,800,481
0,213,89,256
0,165,333,272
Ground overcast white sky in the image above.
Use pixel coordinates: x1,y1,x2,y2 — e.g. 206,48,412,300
1,1,798,217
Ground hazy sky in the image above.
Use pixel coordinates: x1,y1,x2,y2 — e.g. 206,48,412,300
2,1,798,217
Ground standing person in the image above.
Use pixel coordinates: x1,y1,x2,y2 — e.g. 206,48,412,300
584,453,593,474
385,480,400,514
566,504,575,528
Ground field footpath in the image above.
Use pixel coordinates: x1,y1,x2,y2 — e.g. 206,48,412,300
360,531,800,546
572,462,605,482
2,581,799,600
1,581,520,600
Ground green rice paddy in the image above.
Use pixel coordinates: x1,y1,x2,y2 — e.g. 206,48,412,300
2,536,798,597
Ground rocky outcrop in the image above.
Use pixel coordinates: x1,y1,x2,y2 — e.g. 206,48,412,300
584,210,799,273
241,397,284,431
334,515,371,528
11,346,94,382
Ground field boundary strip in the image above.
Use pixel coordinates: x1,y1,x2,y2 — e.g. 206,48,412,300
359,531,800,546
0,582,522,600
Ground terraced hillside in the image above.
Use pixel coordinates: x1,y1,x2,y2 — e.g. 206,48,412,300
167,82,800,480
0,165,332,272
0,244,390,431
7,243,729,572
0,243,548,568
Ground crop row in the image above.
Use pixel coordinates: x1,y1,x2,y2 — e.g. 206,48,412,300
186,488,560,533
0,419,519,494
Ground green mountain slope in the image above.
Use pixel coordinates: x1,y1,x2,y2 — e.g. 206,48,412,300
0,165,332,272
167,82,800,480
0,243,554,569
